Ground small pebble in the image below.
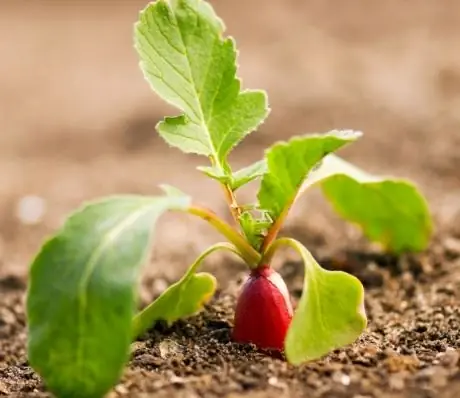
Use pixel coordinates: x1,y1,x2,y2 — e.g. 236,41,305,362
268,376,286,389
159,339,183,360
170,375,187,384
444,237,460,256
15,195,46,225
0,308,16,325
113,384,129,395
389,374,405,390
416,366,448,388
268,376,278,385
332,371,350,386
0,380,9,395
340,374,351,386
439,347,459,368
152,278,168,295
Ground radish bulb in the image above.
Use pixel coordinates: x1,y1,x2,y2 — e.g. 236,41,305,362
232,265,293,351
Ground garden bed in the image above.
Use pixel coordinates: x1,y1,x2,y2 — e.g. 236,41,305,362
1,224,460,397
1,1,460,397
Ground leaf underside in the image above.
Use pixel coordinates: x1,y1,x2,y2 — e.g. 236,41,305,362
132,268,217,339
132,242,243,344
142,272,216,325
258,130,361,221
306,155,432,252
285,243,367,364
245,130,361,248
26,194,189,398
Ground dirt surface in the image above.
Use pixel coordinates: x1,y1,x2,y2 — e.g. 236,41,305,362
2,230,460,398
1,0,460,397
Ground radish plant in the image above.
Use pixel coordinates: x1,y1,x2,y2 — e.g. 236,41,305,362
26,0,432,397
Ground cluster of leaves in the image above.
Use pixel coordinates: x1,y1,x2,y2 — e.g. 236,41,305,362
25,0,432,397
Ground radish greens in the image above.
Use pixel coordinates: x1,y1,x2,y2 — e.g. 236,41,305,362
25,0,432,397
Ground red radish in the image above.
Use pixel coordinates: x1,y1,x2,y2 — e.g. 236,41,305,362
232,265,293,351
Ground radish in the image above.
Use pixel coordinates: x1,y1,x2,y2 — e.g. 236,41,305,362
233,265,293,351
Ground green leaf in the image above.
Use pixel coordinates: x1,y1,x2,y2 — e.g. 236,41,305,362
26,194,190,398
231,160,267,190
132,272,216,337
239,211,272,250
258,130,361,222
159,184,188,197
198,160,267,191
303,155,432,252
134,0,269,167
197,165,230,184
280,239,366,364
132,242,240,338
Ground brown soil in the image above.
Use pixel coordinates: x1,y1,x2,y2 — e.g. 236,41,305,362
1,0,460,397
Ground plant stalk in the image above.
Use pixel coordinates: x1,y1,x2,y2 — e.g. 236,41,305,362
132,242,243,339
222,183,242,225
208,155,242,228
260,216,283,254
261,237,314,269
186,205,261,267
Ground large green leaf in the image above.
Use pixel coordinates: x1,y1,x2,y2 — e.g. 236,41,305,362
257,130,361,226
134,0,269,166
26,194,189,398
281,239,366,364
303,155,432,252
132,242,240,338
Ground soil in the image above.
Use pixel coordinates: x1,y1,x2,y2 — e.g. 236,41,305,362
1,0,460,397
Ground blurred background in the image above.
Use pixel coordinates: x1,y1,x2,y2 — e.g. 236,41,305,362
1,0,460,278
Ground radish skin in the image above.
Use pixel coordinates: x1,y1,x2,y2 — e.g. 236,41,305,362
232,265,293,351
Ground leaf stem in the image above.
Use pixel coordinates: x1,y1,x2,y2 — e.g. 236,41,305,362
222,183,242,223
208,156,242,228
261,237,314,269
132,242,242,339
186,205,261,267
260,216,284,254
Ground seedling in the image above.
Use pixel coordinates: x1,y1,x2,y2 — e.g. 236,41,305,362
25,0,432,397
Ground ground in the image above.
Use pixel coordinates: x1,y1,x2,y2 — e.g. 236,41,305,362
1,0,460,397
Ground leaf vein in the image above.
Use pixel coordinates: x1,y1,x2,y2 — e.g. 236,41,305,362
152,9,186,56
76,204,154,381
171,7,219,162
